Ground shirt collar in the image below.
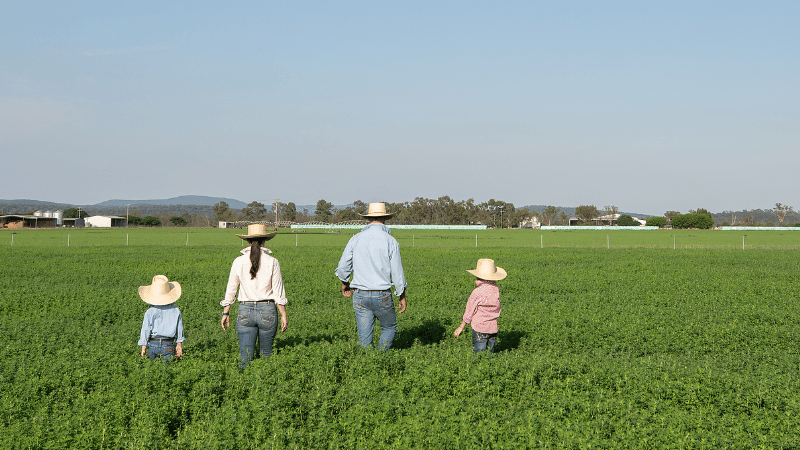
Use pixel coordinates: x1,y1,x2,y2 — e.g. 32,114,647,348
240,247,272,256
475,279,496,288
362,223,391,234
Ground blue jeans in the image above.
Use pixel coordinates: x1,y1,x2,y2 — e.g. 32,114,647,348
236,302,278,367
353,289,397,350
472,330,497,354
147,339,176,362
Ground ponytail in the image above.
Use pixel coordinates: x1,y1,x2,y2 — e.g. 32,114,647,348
249,239,265,279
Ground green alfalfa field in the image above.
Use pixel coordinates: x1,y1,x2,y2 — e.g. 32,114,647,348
2,228,800,448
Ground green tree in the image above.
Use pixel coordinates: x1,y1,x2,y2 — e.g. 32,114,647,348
671,213,713,229
664,211,680,225
141,216,162,227
213,201,237,223
169,216,188,227
279,202,297,222
773,203,794,225
63,208,89,219
315,199,334,223
645,216,667,228
574,205,599,225
541,206,560,226
617,214,637,226
241,201,267,221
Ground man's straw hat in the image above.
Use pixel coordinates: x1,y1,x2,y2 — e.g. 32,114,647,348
237,223,278,240
359,202,394,219
466,259,507,281
139,275,182,305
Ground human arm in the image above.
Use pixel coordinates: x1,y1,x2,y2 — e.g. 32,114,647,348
221,260,240,331
341,280,352,298
221,304,231,331
137,308,153,348
277,304,288,332
397,288,407,314
453,320,467,337
334,238,355,296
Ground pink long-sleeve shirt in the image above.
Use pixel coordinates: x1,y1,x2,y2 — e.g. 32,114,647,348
462,279,501,334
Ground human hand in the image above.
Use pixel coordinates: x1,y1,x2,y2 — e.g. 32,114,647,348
398,297,407,314
341,282,352,298
280,315,288,332
176,343,183,358
221,314,230,331
453,325,464,338
140,345,146,357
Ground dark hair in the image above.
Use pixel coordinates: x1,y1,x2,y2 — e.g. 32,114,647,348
248,238,267,279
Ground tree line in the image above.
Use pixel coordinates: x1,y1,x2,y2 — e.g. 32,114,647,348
213,197,535,228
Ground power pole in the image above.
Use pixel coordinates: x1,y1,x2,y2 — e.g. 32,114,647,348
274,199,279,229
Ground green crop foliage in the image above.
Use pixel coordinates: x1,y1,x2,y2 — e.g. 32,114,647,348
1,228,800,448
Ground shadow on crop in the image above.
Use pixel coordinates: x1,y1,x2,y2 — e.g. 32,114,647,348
495,330,526,352
275,333,341,349
393,319,447,349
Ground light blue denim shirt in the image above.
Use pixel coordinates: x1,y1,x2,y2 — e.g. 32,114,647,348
138,304,185,345
335,223,407,296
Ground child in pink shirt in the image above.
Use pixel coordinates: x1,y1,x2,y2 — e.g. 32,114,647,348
454,259,506,354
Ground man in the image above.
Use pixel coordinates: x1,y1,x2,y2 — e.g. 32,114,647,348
335,202,407,349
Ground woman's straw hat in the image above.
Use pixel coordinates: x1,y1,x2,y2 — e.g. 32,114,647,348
359,202,394,219
139,275,182,305
237,223,278,240
466,259,507,281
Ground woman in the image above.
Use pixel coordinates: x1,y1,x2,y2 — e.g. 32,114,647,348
221,224,288,367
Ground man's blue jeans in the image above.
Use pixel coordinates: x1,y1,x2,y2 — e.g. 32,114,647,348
472,330,497,354
236,301,278,367
147,339,176,362
353,289,397,350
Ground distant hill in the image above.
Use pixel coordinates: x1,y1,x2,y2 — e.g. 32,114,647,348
94,196,247,209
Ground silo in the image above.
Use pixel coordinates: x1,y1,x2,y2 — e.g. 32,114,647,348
44,211,53,218
34,210,43,217
54,210,64,226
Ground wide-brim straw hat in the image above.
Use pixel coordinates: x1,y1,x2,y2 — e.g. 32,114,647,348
466,259,507,281
359,202,394,219
139,275,182,305
237,223,278,240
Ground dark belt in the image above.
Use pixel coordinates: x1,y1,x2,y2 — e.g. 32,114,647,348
149,337,175,343
355,289,391,293
246,299,275,303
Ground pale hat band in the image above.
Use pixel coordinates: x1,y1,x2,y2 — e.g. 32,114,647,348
139,275,182,305
359,202,394,219
237,223,278,240
466,258,507,281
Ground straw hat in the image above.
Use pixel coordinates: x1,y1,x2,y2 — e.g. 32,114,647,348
466,259,507,281
237,223,278,240
359,202,394,219
139,275,182,305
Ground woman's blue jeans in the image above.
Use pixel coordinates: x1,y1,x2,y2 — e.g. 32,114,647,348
236,301,278,367
472,330,497,354
353,289,397,350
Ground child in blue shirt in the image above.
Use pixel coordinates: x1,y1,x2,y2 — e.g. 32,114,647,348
138,275,185,361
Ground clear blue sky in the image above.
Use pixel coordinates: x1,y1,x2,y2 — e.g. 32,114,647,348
2,1,798,215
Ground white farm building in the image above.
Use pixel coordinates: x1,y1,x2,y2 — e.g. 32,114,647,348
85,215,127,228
